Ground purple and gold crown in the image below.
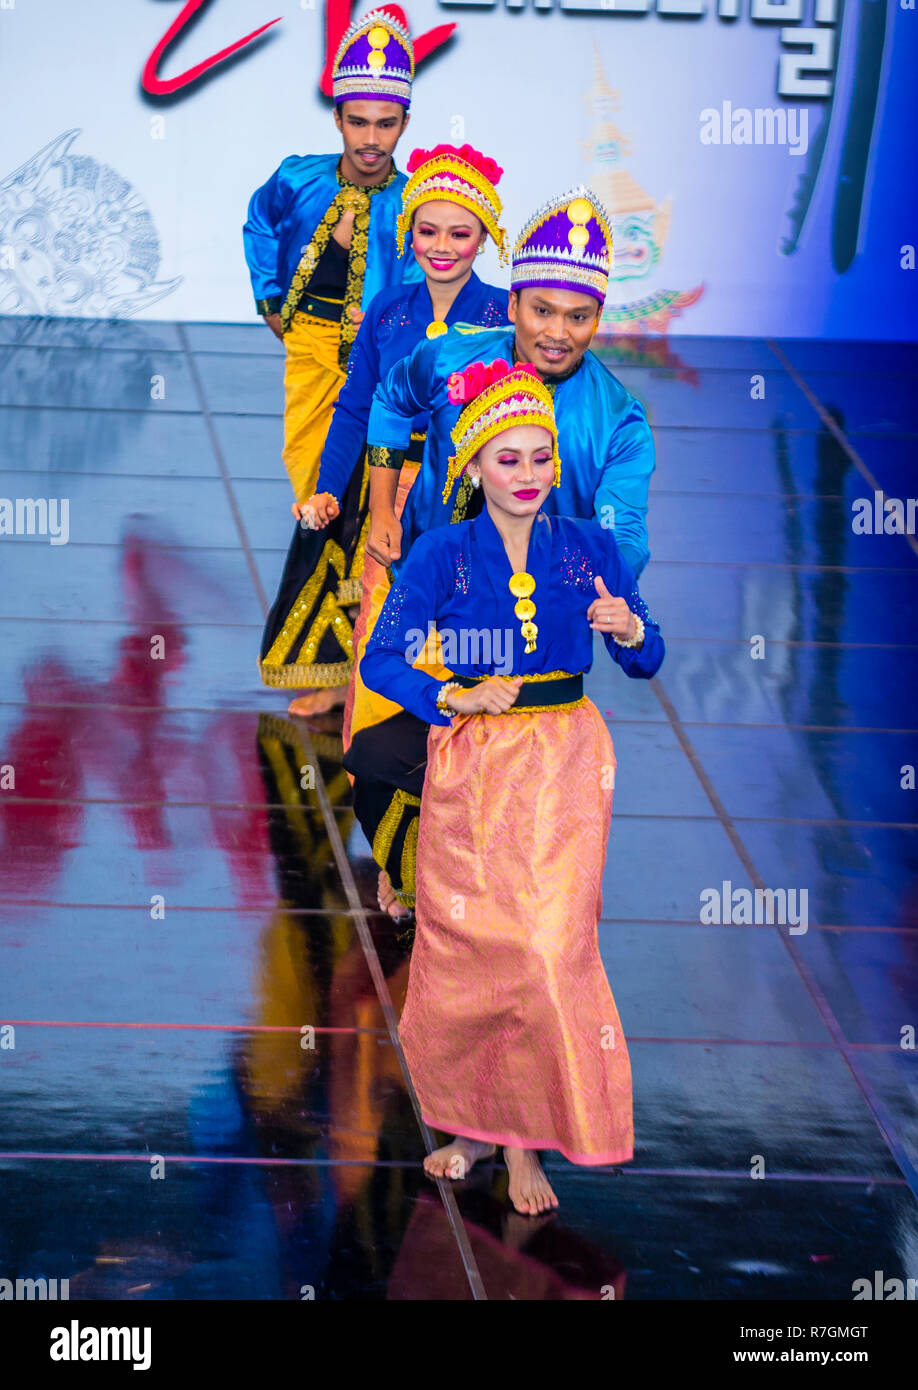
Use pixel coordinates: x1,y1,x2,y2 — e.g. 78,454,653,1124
511,187,613,305
331,11,414,108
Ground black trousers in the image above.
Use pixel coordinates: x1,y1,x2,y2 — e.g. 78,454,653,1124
343,710,430,907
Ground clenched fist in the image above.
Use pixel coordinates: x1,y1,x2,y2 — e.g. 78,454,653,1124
366,510,402,565
445,676,524,716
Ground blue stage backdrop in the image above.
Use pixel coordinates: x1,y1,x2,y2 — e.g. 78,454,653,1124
0,0,914,338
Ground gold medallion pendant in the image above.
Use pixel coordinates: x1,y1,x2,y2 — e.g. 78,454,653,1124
426,321,448,339
508,572,538,653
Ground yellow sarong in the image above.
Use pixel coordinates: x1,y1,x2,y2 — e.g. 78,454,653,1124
282,312,346,503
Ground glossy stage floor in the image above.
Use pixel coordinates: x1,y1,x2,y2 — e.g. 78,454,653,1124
1,318,916,1302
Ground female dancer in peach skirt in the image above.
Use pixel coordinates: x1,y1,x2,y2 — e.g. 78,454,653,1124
359,362,664,1214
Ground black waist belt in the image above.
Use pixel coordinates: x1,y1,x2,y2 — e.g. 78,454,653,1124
453,673,584,708
406,432,426,465
296,295,343,324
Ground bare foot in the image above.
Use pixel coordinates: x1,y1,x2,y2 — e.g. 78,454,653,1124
288,688,346,717
378,869,412,922
424,1136,496,1181
504,1147,559,1215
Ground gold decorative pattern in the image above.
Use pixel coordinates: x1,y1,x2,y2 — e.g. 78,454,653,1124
336,576,364,605
259,656,353,689
400,812,419,903
372,788,422,891
449,471,476,523
368,444,404,469
280,164,398,356
260,534,355,687
338,193,370,369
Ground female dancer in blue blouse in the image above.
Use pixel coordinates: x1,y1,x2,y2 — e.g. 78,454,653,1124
258,144,509,719
359,360,664,1214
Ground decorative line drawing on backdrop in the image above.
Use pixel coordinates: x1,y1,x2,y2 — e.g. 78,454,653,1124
582,48,703,337
0,130,182,319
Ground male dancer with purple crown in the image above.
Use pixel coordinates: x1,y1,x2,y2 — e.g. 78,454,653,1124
344,188,657,919
243,10,421,509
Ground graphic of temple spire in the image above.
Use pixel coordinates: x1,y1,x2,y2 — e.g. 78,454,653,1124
581,43,702,335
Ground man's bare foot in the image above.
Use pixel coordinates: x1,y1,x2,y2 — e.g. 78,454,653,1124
424,1136,496,1181
377,869,412,922
504,1147,559,1215
288,688,346,717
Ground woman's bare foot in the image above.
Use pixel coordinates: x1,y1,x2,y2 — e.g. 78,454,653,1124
424,1136,496,1181
504,1147,559,1215
288,687,346,717
377,869,412,922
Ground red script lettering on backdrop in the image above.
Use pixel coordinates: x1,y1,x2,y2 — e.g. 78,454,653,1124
141,0,456,99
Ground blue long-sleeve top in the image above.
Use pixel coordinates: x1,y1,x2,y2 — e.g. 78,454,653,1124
315,272,508,501
361,507,664,727
242,153,422,317
366,325,655,576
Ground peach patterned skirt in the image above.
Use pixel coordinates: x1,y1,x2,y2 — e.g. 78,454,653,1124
399,698,633,1166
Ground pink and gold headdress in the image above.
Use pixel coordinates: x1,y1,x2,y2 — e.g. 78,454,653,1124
396,143,508,264
511,187,613,305
331,10,414,108
442,360,561,503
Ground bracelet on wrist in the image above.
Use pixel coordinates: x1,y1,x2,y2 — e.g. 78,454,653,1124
612,613,645,650
435,680,462,714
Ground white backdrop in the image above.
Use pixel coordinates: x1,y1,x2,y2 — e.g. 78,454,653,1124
0,0,914,337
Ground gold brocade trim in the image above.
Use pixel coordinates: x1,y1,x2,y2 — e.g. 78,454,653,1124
400,811,419,897
454,670,584,713
503,697,586,714
371,788,421,882
368,444,403,469
281,204,342,336
336,576,363,605
301,589,354,666
261,535,347,669
280,163,397,349
339,200,369,369
450,472,475,524
258,656,353,688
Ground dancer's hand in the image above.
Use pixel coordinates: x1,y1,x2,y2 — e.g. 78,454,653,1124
347,305,366,329
367,510,402,565
293,493,339,529
264,312,283,341
446,676,523,715
587,575,637,641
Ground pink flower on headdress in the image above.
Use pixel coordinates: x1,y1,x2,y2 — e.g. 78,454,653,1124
447,358,515,405
406,143,503,185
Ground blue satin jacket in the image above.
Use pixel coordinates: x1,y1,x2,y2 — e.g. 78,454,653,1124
243,153,422,318
366,325,655,576
362,508,664,727
315,272,508,501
